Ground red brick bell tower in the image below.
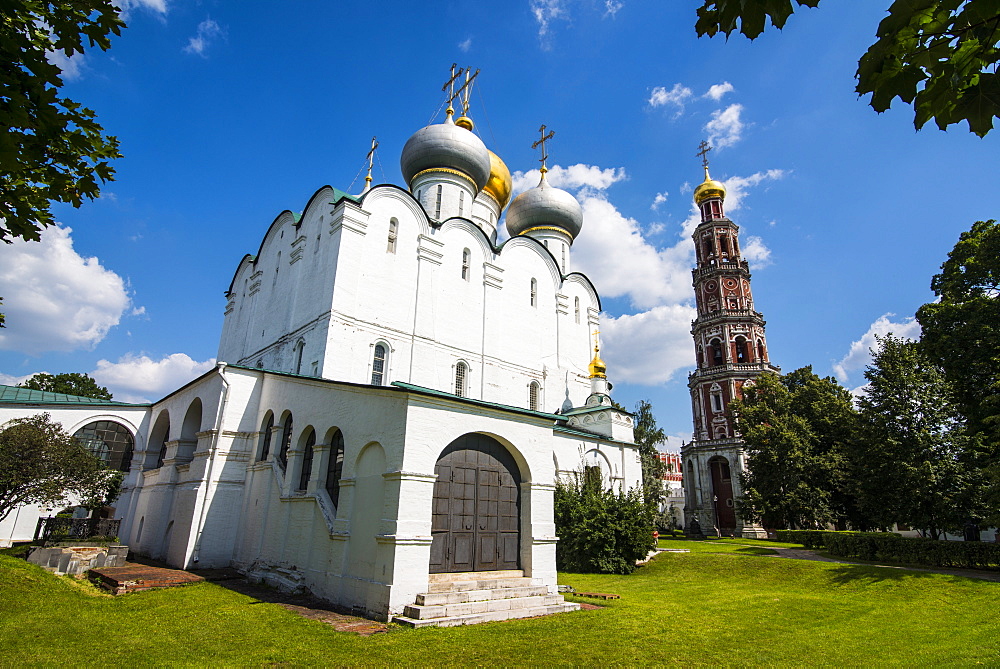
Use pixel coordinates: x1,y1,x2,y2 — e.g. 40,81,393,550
681,142,779,538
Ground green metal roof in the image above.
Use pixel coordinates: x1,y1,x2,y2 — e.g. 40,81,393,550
331,188,361,205
0,384,148,407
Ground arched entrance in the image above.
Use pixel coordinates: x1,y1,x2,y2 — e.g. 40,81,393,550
709,456,737,536
430,433,521,573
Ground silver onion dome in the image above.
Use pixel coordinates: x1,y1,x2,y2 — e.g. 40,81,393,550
400,116,491,191
505,175,583,240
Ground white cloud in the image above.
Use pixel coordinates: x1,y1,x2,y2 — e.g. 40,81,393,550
832,314,922,383
511,164,627,194
720,169,786,211
704,103,744,149
741,235,772,268
46,50,85,81
92,353,216,403
458,37,472,52
650,192,668,210
0,371,41,387
602,305,697,385
0,226,132,354
530,0,570,44
572,194,695,309
704,81,734,101
183,18,224,57
604,1,624,17
118,0,168,13
648,83,693,117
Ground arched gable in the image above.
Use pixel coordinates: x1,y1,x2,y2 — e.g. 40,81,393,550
438,217,494,259
359,184,433,239
563,272,602,311
499,236,562,289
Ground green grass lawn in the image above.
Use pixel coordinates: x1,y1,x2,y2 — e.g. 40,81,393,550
2,550,998,666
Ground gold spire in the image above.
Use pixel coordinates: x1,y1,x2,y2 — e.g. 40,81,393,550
532,124,555,176
589,330,607,379
362,136,378,193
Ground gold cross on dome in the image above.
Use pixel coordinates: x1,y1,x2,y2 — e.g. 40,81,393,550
592,329,601,351
456,67,480,115
363,136,379,191
532,124,555,173
442,63,465,112
696,140,712,169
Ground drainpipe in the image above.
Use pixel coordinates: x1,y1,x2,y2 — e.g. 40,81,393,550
191,362,230,564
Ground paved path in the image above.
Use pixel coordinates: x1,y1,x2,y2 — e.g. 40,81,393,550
716,542,1000,583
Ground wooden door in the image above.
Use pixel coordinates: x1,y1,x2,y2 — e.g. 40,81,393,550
430,434,521,573
710,457,737,535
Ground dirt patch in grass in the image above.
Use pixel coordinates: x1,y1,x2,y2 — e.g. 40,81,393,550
213,579,390,636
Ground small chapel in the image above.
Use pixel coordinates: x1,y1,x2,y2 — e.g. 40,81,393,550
0,71,642,624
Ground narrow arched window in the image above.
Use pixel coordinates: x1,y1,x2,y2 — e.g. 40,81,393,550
530,278,537,307
735,337,748,363
273,252,280,286
435,184,443,219
461,248,470,280
278,415,293,469
372,343,386,386
387,218,398,254
298,429,315,491
459,190,465,217
529,381,540,411
455,361,468,397
757,340,766,362
574,296,580,324
711,339,724,366
326,430,345,508
258,414,274,461
294,340,305,375
561,245,566,272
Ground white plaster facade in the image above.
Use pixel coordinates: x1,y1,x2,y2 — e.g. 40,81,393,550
1,109,642,620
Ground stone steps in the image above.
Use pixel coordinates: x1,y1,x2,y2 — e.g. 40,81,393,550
393,571,580,628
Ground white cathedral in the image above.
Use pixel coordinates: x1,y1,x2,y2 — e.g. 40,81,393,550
0,83,642,624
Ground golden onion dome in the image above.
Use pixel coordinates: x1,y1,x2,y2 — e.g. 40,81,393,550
483,150,513,209
455,115,474,131
588,345,607,379
693,166,726,206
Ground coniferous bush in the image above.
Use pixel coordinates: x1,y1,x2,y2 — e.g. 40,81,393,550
553,470,655,574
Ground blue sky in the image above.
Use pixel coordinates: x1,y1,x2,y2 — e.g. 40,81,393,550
2,1,998,451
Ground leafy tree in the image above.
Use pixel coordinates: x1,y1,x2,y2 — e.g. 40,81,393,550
632,399,667,511
553,471,655,574
856,335,985,538
916,220,1000,451
1,0,125,244
731,367,860,530
0,413,122,522
694,1,1000,136
19,372,113,400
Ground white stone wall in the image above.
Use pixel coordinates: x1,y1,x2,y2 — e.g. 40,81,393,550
217,183,600,414
0,403,151,547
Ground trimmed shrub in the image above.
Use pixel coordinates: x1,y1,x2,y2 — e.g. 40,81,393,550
775,530,899,550
554,474,655,574
825,534,1000,569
